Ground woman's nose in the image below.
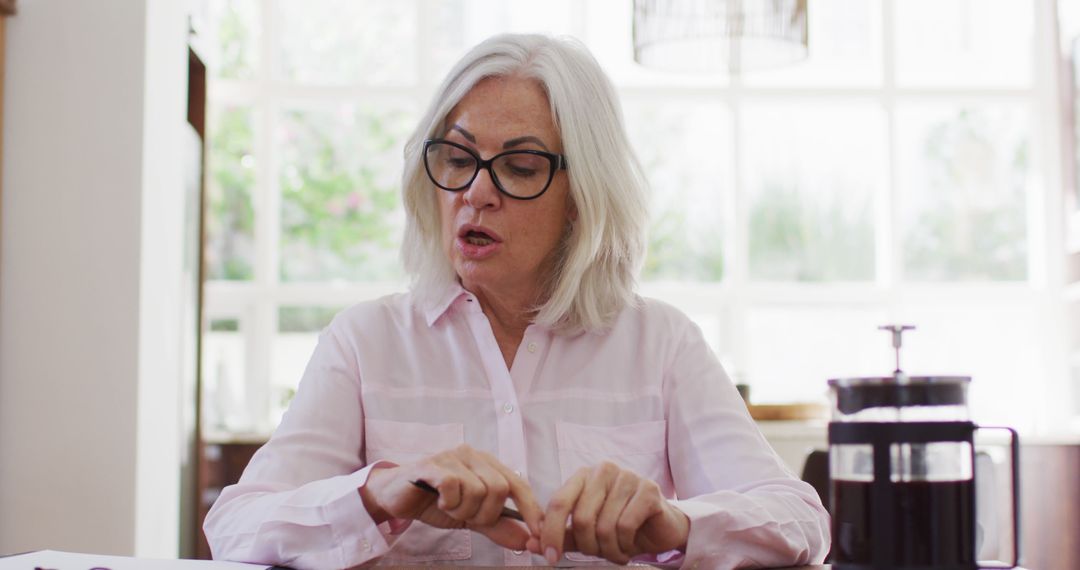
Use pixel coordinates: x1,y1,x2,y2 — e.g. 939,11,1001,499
463,167,501,210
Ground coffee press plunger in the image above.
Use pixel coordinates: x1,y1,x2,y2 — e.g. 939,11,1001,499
827,325,1020,570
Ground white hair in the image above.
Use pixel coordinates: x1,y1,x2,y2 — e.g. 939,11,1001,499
401,34,649,334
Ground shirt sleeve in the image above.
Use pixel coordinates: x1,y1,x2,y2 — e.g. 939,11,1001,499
203,325,402,570
659,317,831,569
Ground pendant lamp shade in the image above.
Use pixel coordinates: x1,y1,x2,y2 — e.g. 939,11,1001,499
633,0,809,73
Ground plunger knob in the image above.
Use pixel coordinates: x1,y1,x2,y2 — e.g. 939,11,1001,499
878,324,915,375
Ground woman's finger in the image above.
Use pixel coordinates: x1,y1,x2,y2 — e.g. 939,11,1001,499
541,469,587,564
595,470,639,563
465,456,512,527
472,516,533,551
616,480,666,553
570,463,616,557
486,460,544,537
433,453,487,522
418,467,462,513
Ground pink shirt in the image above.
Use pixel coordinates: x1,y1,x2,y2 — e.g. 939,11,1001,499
204,285,830,569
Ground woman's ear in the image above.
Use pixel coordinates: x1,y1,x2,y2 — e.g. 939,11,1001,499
566,199,578,223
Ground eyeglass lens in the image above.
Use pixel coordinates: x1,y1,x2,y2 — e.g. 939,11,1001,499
425,142,554,199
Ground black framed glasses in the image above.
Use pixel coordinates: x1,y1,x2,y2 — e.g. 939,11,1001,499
423,139,568,200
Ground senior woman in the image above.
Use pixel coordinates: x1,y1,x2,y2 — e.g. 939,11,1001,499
204,34,829,569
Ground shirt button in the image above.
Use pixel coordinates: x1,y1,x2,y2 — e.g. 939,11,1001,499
362,539,372,551
503,402,514,414
527,342,537,353
513,549,525,555
514,469,522,478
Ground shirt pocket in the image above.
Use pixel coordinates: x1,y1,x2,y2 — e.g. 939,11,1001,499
364,418,471,563
554,420,670,565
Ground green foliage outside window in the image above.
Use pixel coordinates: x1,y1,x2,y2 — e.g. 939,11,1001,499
278,306,344,333
207,107,257,281
904,109,1028,281
748,182,875,282
643,207,725,281
279,108,410,282
209,0,256,80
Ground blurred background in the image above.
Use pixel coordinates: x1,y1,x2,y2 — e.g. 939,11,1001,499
1,0,1078,565
196,0,1072,436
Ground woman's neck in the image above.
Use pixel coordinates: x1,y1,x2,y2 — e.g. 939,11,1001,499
464,281,540,368
470,285,535,336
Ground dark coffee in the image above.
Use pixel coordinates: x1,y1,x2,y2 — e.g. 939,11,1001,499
831,479,976,566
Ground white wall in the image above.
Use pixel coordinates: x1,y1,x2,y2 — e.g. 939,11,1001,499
0,0,190,557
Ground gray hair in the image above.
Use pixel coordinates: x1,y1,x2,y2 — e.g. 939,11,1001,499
400,34,648,333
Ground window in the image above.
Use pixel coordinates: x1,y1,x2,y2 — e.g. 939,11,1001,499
199,0,1071,435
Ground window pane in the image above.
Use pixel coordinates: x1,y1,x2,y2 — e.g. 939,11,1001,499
278,104,413,283
427,0,470,81
270,306,344,425
895,303,1043,429
202,0,259,80
743,102,882,281
206,105,257,281
743,0,882,87
624,98,731,282
201,317,249,432
894,0,1033,88
274,0,417,85
430,0,581,80
896,104,1029,281
743,307,889,403
457,0,578,41
278,306,343,333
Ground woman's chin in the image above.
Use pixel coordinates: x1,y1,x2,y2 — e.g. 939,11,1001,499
454,262,498,289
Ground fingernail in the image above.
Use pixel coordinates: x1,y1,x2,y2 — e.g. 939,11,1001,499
545,546,558,564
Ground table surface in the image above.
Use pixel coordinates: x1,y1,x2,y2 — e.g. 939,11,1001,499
1,550,1028,570
373,566,1026,569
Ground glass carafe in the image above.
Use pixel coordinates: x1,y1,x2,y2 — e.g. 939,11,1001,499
827,327,1019,570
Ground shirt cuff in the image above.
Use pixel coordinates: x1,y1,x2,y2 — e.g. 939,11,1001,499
670,497,727,566
321,460,401,567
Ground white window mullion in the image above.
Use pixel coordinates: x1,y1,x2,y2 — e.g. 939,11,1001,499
242,0,278,433
1031,0,1071,428
727,69,750,386
881,0,901,314
1028,0,1062,292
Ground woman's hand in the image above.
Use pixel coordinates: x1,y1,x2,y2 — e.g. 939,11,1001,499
529,461,690,565
359,444,544,551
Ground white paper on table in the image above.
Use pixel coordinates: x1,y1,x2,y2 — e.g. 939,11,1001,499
0,549,271,570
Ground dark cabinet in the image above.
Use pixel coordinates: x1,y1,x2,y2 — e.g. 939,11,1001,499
195,439,266,560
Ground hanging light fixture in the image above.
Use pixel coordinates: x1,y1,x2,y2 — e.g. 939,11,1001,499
633,0,809,74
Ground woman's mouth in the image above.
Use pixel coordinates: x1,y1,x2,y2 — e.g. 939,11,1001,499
464,230,495,246
456,226,502,259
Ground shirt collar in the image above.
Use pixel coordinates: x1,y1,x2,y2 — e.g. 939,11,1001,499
421,281,473,327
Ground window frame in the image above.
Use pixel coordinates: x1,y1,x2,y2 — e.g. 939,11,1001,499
201,0,1074,435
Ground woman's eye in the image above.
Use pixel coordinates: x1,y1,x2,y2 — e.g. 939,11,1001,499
504,156,544,177
509,165,538,177
446,157,473,169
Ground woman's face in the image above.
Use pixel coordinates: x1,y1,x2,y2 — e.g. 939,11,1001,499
437,76,573,301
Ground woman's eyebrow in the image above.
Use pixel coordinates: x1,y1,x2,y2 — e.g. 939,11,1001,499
447,125,550,151
449,125,476,143
503,135,549,150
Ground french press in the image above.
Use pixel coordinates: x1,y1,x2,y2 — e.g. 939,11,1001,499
827,325,1020,570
